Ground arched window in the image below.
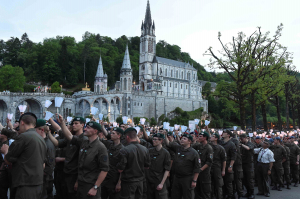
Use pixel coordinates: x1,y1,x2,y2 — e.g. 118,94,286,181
124,78,127,90
142,65,145,70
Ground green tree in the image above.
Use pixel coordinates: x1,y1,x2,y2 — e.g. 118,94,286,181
116,116,123,124
51,81,61,93
202,82,211,98
150,117,157,126
0,65,25,92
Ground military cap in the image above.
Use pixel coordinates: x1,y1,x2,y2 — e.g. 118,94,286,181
35,119,46,128
190,132,195,135
239,133,247,138
138,125,144,131
86,121,102,131
167,131,173,136
113,127,124,135
199,131,210,139
213,133,220,139
72,117,85,123
275,137,281,140
269,138,274,143
153,133,165,139
182,134,193,142
124,127,137,134
255,136,261,139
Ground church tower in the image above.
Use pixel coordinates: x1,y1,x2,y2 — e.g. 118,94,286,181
139,0,156,84
120,44,133,93
94,55,107,93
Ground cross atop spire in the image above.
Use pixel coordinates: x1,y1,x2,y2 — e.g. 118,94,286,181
144,0,152,28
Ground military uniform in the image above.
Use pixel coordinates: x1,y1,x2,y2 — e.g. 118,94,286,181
269,144,287,189
42,135,56,199
285,143,300,185
58,133,88,199
71,136,109,199
241,140,255,197
147,147,171,199
282,144,291,188
231,138,243,198
117,141,150,199
54,133,66,199
5,128,47,199
0,139,9,199
168,142,201,199
220,140,236,199
101,139,124,199
192,142,213,199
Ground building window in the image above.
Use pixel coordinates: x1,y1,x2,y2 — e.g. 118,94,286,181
164,82,166,86
194,74,196,80
186,85,188,89
170,83,171,87
141,103,142,106
175,83,177,88
165,69,168,76
181,84,182,89
181,71,183,79
176,71,178,78
171,70,173,77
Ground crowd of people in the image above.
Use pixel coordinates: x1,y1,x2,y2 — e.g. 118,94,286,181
0,112,300,199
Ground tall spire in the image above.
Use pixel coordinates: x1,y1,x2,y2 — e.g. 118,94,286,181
95,55,104,77
121,44,131,69
144,0,152,28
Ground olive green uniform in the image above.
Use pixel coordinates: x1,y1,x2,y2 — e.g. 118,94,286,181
269,144,287,188
117,141,151,199
0,139,9,199
42,136,56,199
220,140,236,198
70,136,109,199
147,147,171,199
241,141,255,197
58,133,88,199
192,143,213,199
168,142,201,199
282,145,291,187
209,143,226,199
5,128,47,199
231,138,243,197
101,140,124,199
286,143,300,184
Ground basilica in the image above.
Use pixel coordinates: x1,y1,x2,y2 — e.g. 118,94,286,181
0,0,208,124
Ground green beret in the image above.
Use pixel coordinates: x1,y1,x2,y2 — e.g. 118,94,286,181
72,117,85,123
213,133,220,139
113,127,124,135
199,131,210,138
154,133,165,139
167,131,173,136
138,125,144,131
86,121,102,131
182,134,193,142
36,119,46,128
124,127,137,135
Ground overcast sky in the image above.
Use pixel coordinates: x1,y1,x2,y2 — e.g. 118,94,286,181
1,0,299,72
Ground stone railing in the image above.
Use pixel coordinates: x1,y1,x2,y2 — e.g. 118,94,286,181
0,92,73,98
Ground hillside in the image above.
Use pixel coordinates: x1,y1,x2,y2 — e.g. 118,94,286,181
0,32,231,90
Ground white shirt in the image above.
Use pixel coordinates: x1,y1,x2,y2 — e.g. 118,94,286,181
254,148,275,163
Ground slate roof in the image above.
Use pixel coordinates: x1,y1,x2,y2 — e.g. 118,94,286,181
154,56,197,70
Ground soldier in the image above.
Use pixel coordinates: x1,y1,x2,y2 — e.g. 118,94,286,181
147,133,171,199
117,127,151,199
231,134,243,199
240,134,255,199
220,130,236,199
1,113,47,199
254,140,275,197
60,117,109,199
165,133,201,199
209,133,226,199
254,136,262,186
192,131,213,199
269,137,286,191
286,136,300,187
35,119,56,199
47,116,88,199
281,139,291,189
101,127,124,199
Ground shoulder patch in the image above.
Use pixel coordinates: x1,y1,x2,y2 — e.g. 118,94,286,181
102,155,108,162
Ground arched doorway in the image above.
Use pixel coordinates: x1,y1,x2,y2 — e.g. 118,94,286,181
78,100,91,118
0,100,8,124
16,99,43,120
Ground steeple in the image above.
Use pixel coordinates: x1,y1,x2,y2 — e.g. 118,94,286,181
121,44,131,69
95,55,104,77
141,20,144,30
144,0,152,28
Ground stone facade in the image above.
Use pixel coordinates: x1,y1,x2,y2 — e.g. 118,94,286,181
0,1,208,124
